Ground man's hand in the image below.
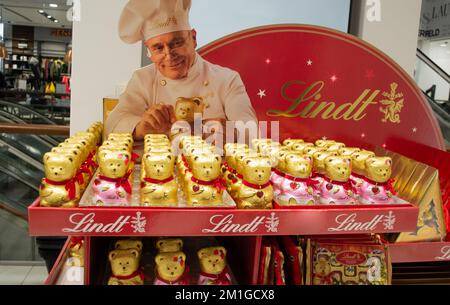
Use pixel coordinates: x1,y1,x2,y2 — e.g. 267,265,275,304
134,103,176,140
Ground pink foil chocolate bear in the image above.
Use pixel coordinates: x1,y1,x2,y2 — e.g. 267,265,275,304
278,153,319,205
358,157,396,204
92,150,132,206
318,156,356,205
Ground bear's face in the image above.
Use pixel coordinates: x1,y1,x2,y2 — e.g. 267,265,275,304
191,154,221,181
155,252,186,282
109,249,140,277
50,147,82,167
304,146,326,157
327,142,346,152
351,150,376,173
235,150,259,174
108,136,133,146
179,135,203,149
313,151,338,174
315,140,335,147
224,147,247,168
324,156,352,182
44,152,79,181
198,246,227,275
224,143,248,154
291,142,314,153
98,151,130,179
285,154,313,178
143,153,175,179
175,97,205,122
283,139,304,148
103,140,132,151
365,157,392,183
242,157,272,184
338,147,361,157
115,239,143,254
156,238,183,253
252,139,272,150
258,142,281,155
266,146,290,168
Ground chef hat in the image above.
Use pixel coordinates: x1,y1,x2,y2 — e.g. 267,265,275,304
119,0,192,44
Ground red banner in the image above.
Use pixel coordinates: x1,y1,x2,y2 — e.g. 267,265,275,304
199,25,445,150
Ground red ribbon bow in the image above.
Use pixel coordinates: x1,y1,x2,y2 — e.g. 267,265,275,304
44,178,77,200
191,177,226,192
272,168,285,177
131,152,139,162
79,162,92,176
323,176,357,194
98,170,132,194
85,154,98,169
283,173,320,189
70,237,84,249
112,270,144,281
142,176,175,185
200,267,231,285
241,179,272,189
363,177,397,195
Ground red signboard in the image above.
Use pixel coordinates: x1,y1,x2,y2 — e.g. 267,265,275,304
389,241,450,263
199,25,445,150
28,199,418,236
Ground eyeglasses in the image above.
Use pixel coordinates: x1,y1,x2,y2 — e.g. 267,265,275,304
148,34,190,57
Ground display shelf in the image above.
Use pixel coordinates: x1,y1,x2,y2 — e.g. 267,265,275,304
45,237,85,285
28,198,419,236
389,241,450,263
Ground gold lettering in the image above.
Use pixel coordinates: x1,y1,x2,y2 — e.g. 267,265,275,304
266,80,380,122
266,81,324,117
352,90,380,121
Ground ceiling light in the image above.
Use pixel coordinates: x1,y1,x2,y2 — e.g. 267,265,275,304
54,19,59,23
49,4,58,8
440,42,448,47
38,10,44,13
47,15,52,18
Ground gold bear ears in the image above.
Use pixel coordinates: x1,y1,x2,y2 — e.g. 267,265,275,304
114,240,143,251
176,96,208,108
109,249,139,261
197,246,227,259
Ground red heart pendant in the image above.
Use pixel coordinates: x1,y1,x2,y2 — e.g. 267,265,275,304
193,185,200,192
257,191,264,198
290,182,299,190
326,183,333,191
372,186,379,194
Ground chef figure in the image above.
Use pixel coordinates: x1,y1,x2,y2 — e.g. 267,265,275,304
106,0,258,143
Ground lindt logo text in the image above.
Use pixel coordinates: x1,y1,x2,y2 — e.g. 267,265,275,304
62,213,130,233
435,246,450,260
202,214,280,233
327,212,396,232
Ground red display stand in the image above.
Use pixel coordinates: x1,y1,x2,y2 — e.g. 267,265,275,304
32,24,449,285
29,199,418,236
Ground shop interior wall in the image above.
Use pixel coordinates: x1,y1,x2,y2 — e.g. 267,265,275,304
69,0,141,135
350,0,422,77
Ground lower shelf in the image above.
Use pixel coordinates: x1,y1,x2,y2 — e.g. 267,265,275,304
389,240,450,263
45,237,85,285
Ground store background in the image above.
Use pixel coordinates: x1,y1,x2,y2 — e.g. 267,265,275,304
0,0,448,284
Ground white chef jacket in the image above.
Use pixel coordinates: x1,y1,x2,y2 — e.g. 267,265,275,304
105,53,258,137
